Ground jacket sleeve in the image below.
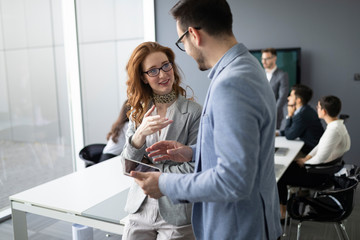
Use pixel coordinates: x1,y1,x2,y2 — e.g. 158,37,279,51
276,71,289,113
120,119,146,162
282,113,307,140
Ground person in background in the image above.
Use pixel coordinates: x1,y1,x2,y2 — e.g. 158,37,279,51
279,84,324,155
277,95,350,220
262,48,289,129
121,41,202,240
100,100,130,162
129,0,282,239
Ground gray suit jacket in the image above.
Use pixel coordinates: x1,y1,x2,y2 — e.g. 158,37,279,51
159,44,282,240
270,68,289,129
121,95,202,226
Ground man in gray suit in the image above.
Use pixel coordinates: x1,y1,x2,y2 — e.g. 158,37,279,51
262,48,289,129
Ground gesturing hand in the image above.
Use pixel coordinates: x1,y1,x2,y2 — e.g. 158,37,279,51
132,106,173,148
146,140,193,162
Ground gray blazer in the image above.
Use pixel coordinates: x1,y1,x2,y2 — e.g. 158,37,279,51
121,95,202,226
270,68,289,129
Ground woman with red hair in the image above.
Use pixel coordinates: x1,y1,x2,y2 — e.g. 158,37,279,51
121,42,201,240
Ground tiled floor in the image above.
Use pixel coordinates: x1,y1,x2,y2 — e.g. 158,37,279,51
0,213,122,240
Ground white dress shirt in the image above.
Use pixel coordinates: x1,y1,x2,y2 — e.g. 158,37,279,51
307,119,351,164
103,121,129,155
265,66,277,81
146,100,176,147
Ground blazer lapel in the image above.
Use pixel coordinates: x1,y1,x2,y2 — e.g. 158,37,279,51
165,106,189,141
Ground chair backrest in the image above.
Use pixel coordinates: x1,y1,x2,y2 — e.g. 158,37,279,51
287,176,358,222
322,177,358,221
304,157,344,175
79,144,106,167
339,114,349,123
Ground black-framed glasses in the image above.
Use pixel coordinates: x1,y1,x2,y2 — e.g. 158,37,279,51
261,56,274,61
175,27,201,52
143,62,173,77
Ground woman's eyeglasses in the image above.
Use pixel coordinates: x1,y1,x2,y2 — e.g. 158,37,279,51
143,62,173,77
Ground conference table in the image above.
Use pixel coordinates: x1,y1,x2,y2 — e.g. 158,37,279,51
10,157,133,240
274,136,304,181
10,136,303,240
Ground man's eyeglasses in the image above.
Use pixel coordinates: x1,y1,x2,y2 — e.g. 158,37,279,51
143,62,173,77
261,56,274,61
175,27,201,52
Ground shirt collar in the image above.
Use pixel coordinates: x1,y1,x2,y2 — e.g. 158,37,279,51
294,105,303,115
208,43,247,81
266,66,277,74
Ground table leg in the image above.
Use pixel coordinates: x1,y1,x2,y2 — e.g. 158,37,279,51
11,205,28,240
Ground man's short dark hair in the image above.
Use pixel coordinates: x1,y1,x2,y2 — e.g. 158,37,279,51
170,0,233,36
261,48,277,56
291,84,313,105
319,95,342,117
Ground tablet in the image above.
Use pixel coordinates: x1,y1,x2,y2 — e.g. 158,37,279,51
123,158,161,176
275,147,289,156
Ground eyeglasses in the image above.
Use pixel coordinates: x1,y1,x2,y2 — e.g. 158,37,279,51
261,56,274,61
143,62,173,77
175,27,201,52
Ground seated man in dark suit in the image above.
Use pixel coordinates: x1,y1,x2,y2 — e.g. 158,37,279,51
279,84,324,155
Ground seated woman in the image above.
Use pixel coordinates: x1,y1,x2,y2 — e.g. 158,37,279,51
121,42,202,240
277,95,351,220
100,100,130,162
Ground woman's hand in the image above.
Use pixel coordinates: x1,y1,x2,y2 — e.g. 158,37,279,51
296,155,312,167
131,105,173,149
296,157,307,167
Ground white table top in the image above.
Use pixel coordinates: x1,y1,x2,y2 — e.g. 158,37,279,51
10,137,303,215
10,156,133,215
274,136,304,181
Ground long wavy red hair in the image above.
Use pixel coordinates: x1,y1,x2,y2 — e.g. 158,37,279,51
126,42,186,127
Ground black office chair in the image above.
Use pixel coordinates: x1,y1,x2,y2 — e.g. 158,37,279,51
282,157,345,236
339,114,349,123
287,172,359,240
79,144,116,167
304,157,344,175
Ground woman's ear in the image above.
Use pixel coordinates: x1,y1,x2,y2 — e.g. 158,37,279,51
142,76,148,84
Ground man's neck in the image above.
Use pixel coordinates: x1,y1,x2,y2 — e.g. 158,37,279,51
265,65,277,73
324,116,338,125
295,103,303,110
205,35,238,68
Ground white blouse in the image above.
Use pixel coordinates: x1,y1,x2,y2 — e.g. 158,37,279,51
103,121,129,155
146,101,176,147
307,120,351,165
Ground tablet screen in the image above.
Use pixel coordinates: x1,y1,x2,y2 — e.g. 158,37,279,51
275,147,289,156
123,158,160,176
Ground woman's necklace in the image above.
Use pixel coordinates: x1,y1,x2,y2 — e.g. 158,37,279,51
152,89,176,104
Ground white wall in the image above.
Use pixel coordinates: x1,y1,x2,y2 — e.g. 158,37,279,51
0,0,69,144
76,0,145,145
